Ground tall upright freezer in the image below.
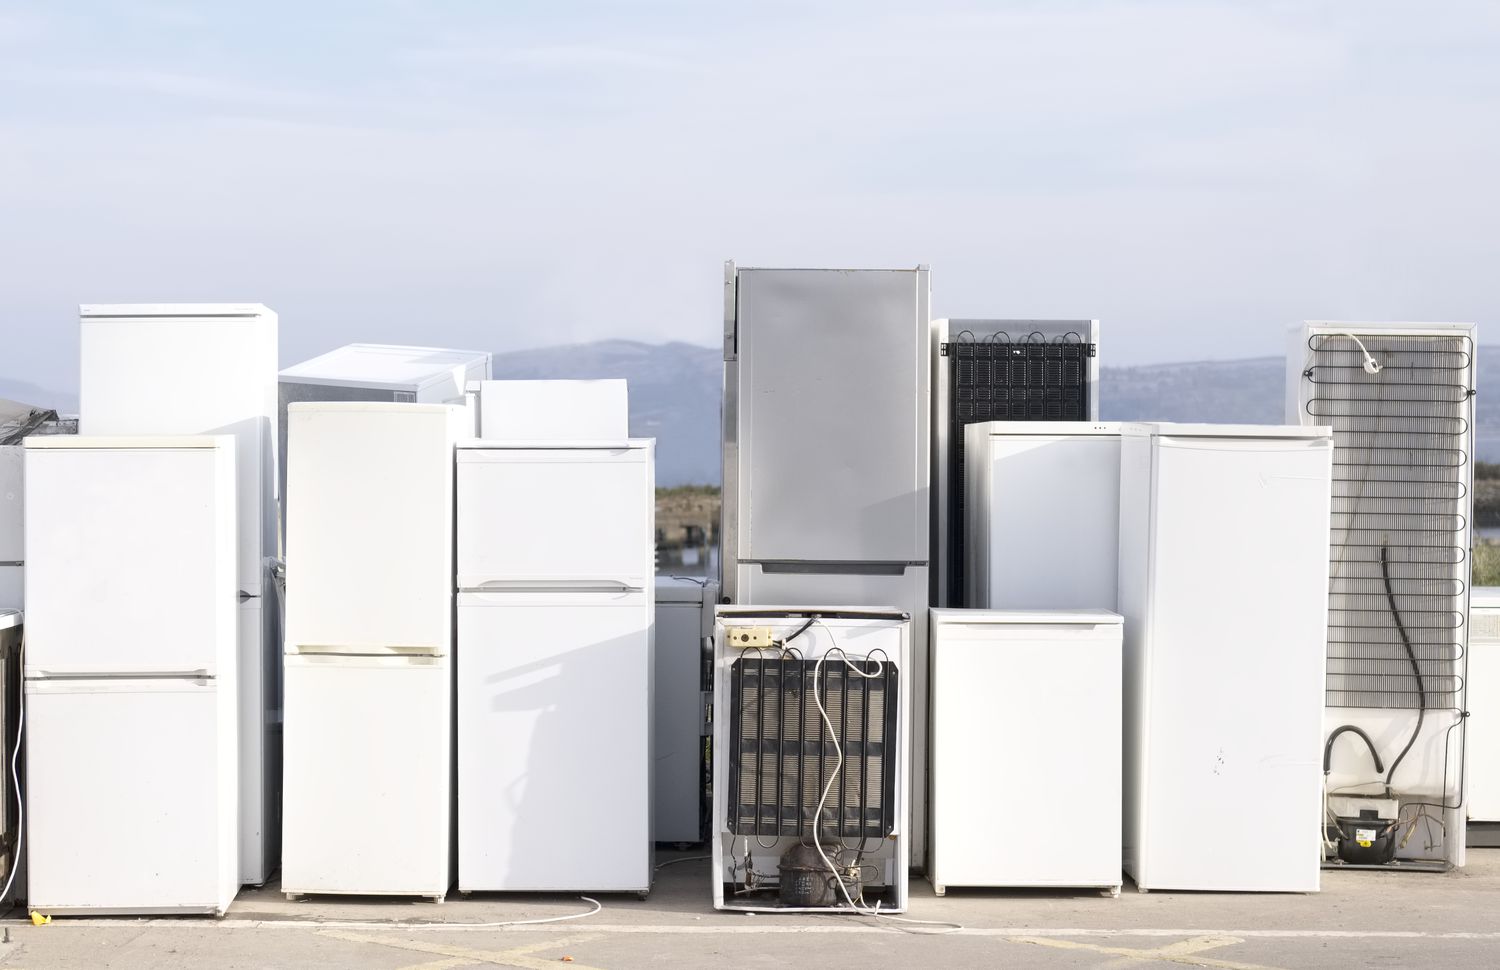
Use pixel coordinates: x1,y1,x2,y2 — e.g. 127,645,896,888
282,403,465,900
24,436,238,915
78,302,282,886
456,434,655,893
1117,423,1332,892
720,263,933,864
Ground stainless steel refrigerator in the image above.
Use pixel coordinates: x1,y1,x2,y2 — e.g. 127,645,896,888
720,263,932,865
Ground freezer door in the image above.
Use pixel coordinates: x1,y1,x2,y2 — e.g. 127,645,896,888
457,447,652,590
457,591,651,891
23,443,237,677
79,311,277,592
735,269,928,562
25,678,236,914
285,405,459,654
281,653,452,895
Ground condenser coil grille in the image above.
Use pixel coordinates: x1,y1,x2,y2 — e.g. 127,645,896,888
944,329,1095,604
727,653,898,840
1303,333,1473,710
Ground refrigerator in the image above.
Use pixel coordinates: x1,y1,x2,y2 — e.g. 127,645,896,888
720,263,933,865
929,608,1122,895
1468,589,1500,845
475,379,629,440
456,436,655,893
1118,423,1332,892
653,576,717,846
930,318,1101,610
0,446,21,610
23,436,238,915
78,302,282,886
281,403,464,900
963,421,1121,610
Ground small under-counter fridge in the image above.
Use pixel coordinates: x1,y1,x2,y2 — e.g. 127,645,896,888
1468,589,1500,844
963,421,1121,611
653,577,717,845
1118,423,1332,892
456,438,655,893
282,403,465,900
929,608,1122,895
24,435,238,915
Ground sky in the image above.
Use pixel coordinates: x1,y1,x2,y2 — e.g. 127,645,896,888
1,0,1497,395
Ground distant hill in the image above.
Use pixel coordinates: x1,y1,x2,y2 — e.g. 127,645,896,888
11,341,1500,484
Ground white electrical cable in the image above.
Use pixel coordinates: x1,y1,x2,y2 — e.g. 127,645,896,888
304,895,603,930
0,634,22,906
1338,331,1383,375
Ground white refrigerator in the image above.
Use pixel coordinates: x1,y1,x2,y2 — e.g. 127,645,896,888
456,438,655,893
282,403,464,900
79,302,282,886
24,436,238,915
1118,423,1332,892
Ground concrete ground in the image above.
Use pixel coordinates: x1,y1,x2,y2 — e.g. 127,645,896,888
2,849,1499,969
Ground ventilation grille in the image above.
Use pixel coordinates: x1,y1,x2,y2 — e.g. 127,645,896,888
944,328,1094,606
727,652,898,840
1303,332,1472,709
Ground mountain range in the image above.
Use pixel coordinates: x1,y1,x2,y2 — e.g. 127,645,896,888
6,341,1496,486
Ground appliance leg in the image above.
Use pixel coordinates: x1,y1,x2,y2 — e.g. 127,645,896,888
1104,886,1121,899
933,884,946,897
428,895,446,905
284,893,304,902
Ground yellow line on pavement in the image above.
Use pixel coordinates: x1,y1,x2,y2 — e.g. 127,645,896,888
1012,933,1285,970
320,929,607,970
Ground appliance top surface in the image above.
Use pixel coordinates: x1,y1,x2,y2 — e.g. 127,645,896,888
279,343,490,387
80,302,272,318
930,607,1123,626
716,605,906,621
734,265,925,274
457,437,651,451
655,576,718,603
1300,320,1477,333
287,401,458,416
1122,422,1333,440
0,609,19,631
1473,587,1500,610
23,434,227,450
977,421,1120,437
939,317,1097,329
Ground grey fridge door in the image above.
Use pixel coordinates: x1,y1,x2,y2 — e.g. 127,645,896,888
732,268,929,563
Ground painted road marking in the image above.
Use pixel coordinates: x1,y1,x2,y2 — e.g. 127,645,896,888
321,930,606,970
1014,934,1282,970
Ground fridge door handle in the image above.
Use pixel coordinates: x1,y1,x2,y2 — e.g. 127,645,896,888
27,667,212,679
460,576,646,593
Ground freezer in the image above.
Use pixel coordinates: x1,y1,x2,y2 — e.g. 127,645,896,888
475,380,629,441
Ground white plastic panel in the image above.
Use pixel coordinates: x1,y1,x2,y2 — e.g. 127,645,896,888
79,308,277,591
281,654,452,896
25,678,236,914
23,441,237,677
965,424,1120,610
457,446,651,589
285,404,460,654
1122,429,1331,892
929,610,1121,891
0,446,21,561
653,579,709,843
476,380,629,441
457,591,651,891
280,343,489,397
1470,606,1500,821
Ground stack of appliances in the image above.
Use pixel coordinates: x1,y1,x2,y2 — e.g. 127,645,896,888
24,436,238,914
654,576,718,846
282,403,466,900
455,383,654,893
710,607,912,911
962,421,1121,610
78,303,281,887
930,319,1100,610
928,608,1122,895
1118,422,1333,892
1467,589,1500,847
721,263,932,864
1287,321,1477,869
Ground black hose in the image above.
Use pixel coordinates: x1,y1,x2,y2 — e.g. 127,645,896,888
776,616,817,648
1324,724,1385,775
1380,546,1425,793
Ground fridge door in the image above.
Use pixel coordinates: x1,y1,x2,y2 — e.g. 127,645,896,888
735,268,928,562
285,404,459,655
25,677,236,915
457,590,651,891
281,653,452,896
23,440,237,677
457,446,652,590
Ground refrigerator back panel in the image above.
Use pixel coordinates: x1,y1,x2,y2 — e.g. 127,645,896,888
285,404,460,654
79,306,277,590
457,445,651,589
23,439,237,677
734,268,928,562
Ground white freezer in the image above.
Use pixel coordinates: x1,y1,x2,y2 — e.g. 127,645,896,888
1118,423,1332,892
281,654,452,897
929,609,1122,894
475,380,629,441
963,422,1120,611
653,578,716,845
457,591,652,891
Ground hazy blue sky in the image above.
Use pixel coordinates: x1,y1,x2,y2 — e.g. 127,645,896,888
1,1,1496,393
